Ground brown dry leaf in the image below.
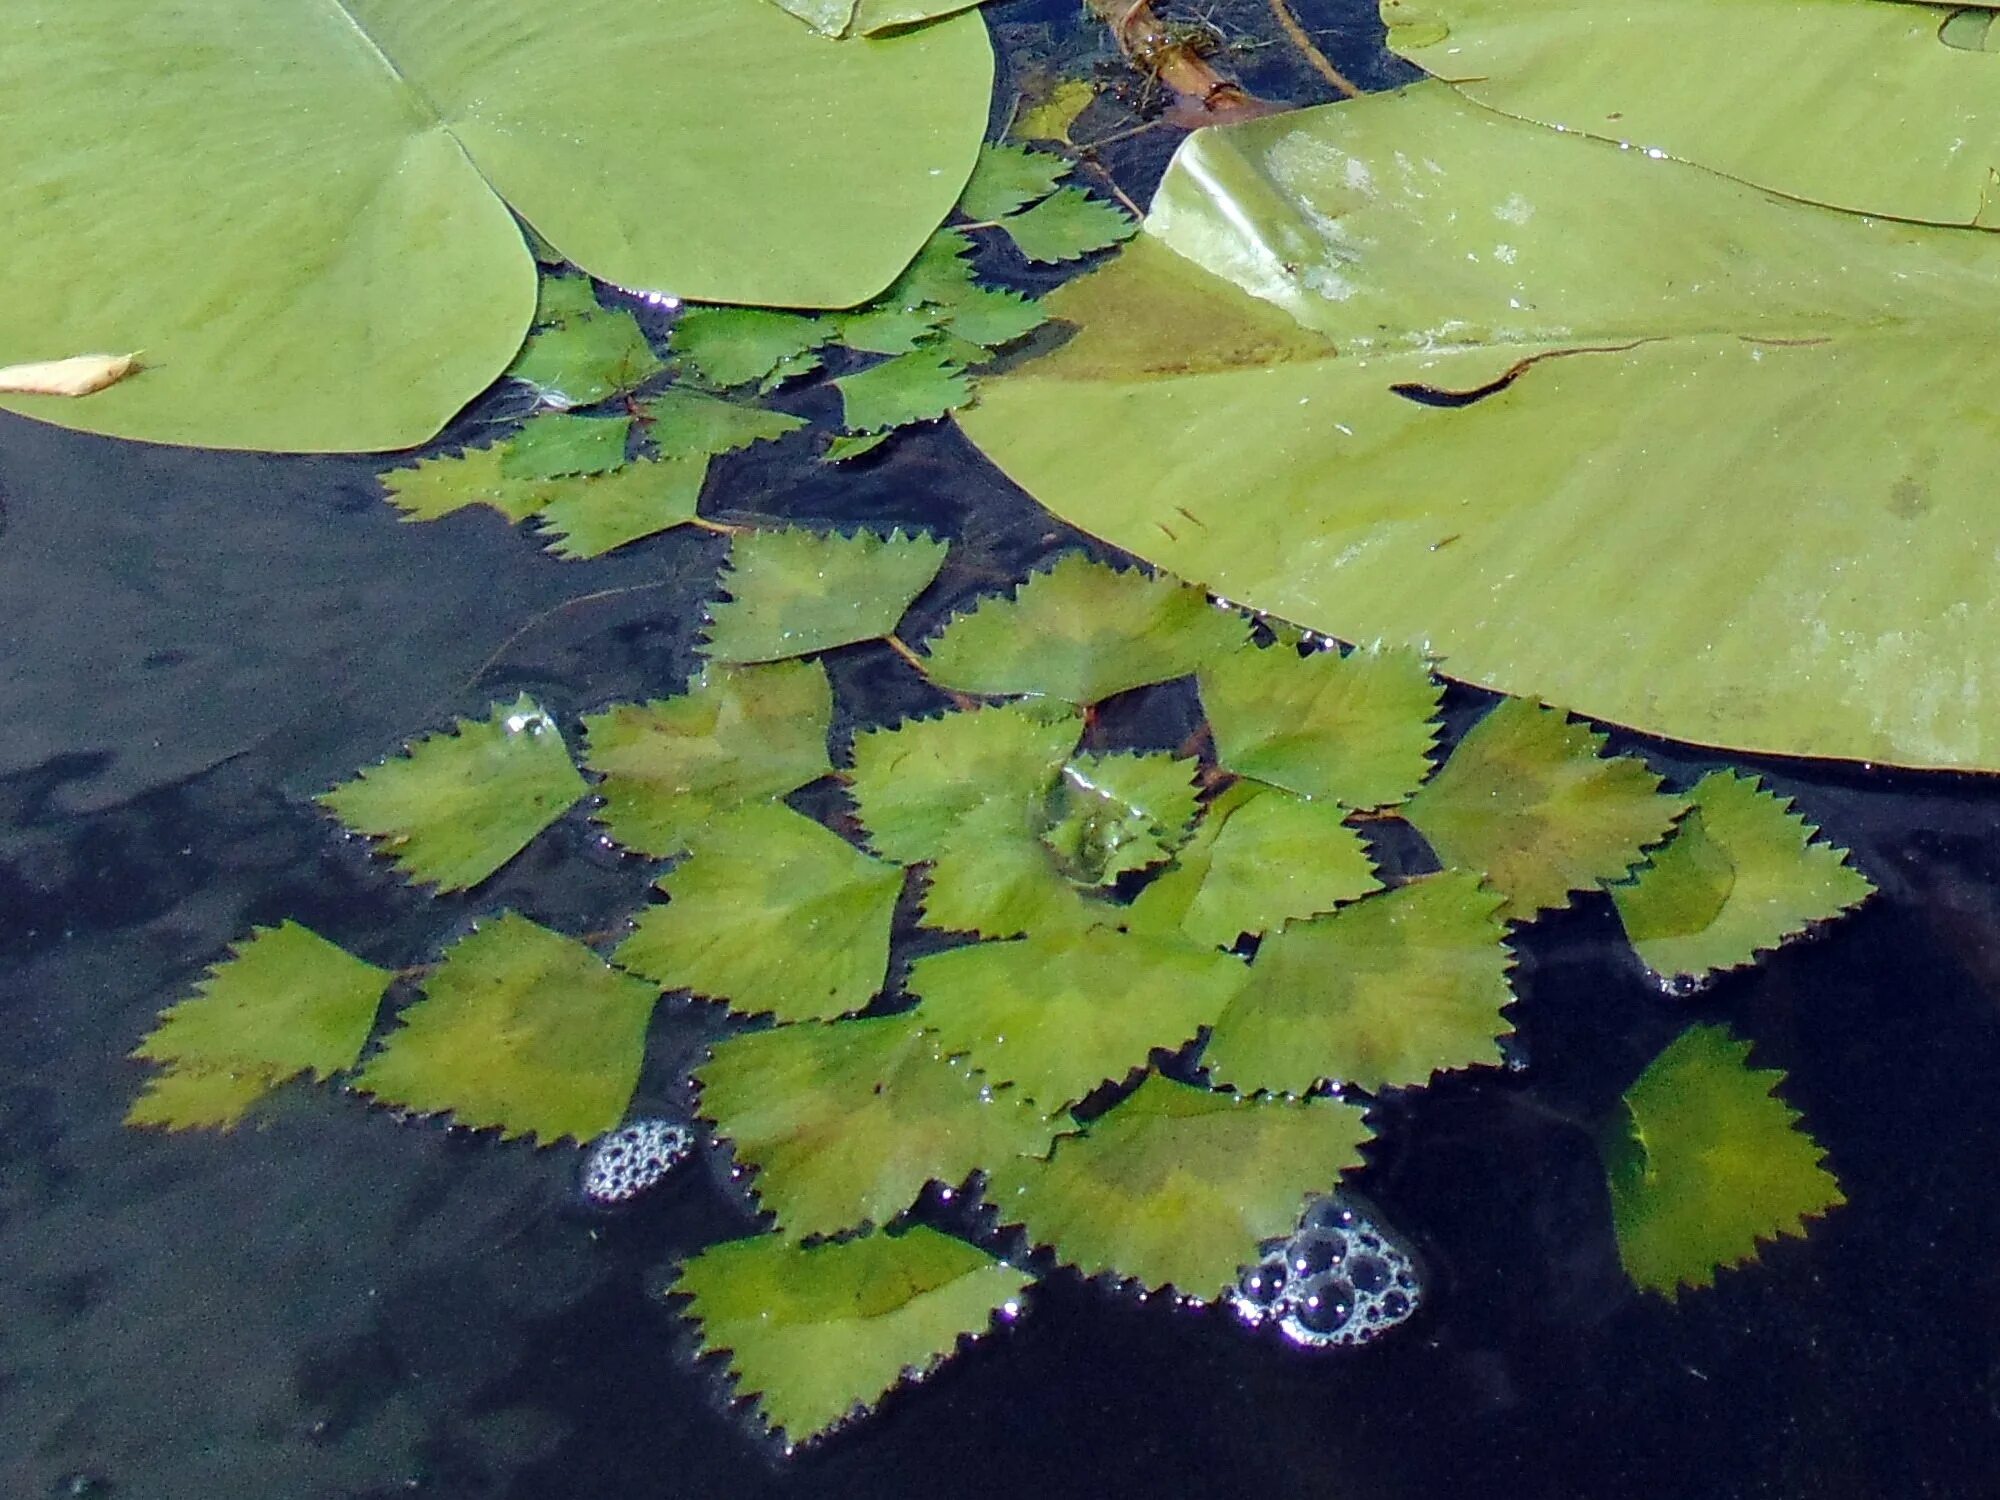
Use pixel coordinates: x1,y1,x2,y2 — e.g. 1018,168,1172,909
0,352,140,397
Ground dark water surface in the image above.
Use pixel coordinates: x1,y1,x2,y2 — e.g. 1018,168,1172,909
6,3,2000,1496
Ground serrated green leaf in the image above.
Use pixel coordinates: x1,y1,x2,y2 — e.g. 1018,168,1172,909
642,387,808,460
617,805,903,1023
834,305,946,356
1402,698,1685,919
825,430,894,463
319,695,586,892
907,927,1245,1113
531,273,602,325
379,445,552,525
500,412,632,479
697,1015,1056,1236
834,349,971,434
703,527,949,665
959,143,1071,221
671,307,832,389
1041,751,1200,886
994,187,1135,264
1205,871,1513,1094
929,283,1048,350
673,1227,1032,1449
1199,643,1441,809
1611,771,1873,982
1599,1023,1844,1298
986,1076,1372,1297
353,913,657,1144
921,552,1249,704
126,1065,287,1133
922,834,1102,940
532,455,708,560
883,229,979,309
1126,780,1381,949
507,303,661,408
581,660,834,860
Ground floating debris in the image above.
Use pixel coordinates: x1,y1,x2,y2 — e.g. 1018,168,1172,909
1228,1190,1424,1348
580,1118,694,1206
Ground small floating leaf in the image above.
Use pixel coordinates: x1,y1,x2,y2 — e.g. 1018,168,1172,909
672,1227,1032,1449
507,300,660,407
1199,644,1442,809
1041,751,1200,886
1015,79,1096,144
126,1065,285,1133
1611,771,1873,983
833,348,971,434
617,805,903,1023
920,553,1249,704
533,455,708,559
671,307,831,389
927,283,1047,349
319,695,586,892
354,913,658,1144
993,187,1135,264
642,388,808,460
958,143,1071,221
703,528,949,665
500,412,631,480
1127,781,1381,949
1204,871,1513,1094
833,305,945,356
986,1076,1372,1298
582,660,834,860
1402,698,1684,918
907,927,1246,1113
697,1016,1056,1236
1600,1022,1844,1297
379,445,551,525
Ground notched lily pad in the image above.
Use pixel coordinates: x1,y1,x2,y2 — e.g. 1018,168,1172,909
702,528,949,664
617,804,903,1023
985,1075,1373,1298
672,1226,1032,1450
1599,1022,1844,1297
353,913,658,1144
1610,771,1873,983
319,695,586,892
1402,698,1684,918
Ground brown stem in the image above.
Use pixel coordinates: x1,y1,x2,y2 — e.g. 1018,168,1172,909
1265,0,1360,97
1084,0,1283,127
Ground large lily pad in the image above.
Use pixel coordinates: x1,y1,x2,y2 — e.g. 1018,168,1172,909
958,84,2000,770
3,0,992,450
1382,0,2000,226
985,1076,1373,1298
672,1227,1031,1450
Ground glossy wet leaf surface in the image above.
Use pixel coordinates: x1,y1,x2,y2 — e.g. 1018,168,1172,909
1040,751,1200,886
907,927,1247,1113
319,696,586,891
501,413,631,480
697,1016,1056,1235
1611,771,1874,982
617,805,903,1023
703,528,949,664
506,290,661,408
671,307,832,390
985,1076,1372,1298
1402,699,1684,919
959,83,2000,770
1205,872,1513,1094
581,661,834,859
1599,1022,1844,1297
353,913,659,1144
920,553,1248,704
672,1226,1031,1448
1,0,992,450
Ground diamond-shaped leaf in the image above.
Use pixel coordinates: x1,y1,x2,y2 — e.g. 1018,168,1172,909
958,143,1071,221
925,283,1047,350
833,348,971,434
1126,780,1381,949
126,1065,287,1132
703,528,949,665
985,1076,1372,1298
353,913,658,1144
907,927,1246,1113
1599,1023,1844,1298
1204,871,1514,1095
993,186,1135,264
1041,751,1200,886
833,304,946,356
920,553,1249,704
697,1015,1057,1236
642,387,808,460
532,455,708,559
319,696,586,892
582,660,834,860
1199,643,1441,809
616,805,903,1023
379,445,550,524
507,300,661,408
672,1227,1032,1450
1402,698,1685,919
670,306,831,389
500,411,632,479
1611,771,1874,983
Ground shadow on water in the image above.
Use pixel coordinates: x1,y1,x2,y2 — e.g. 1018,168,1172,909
4,0,2000,1496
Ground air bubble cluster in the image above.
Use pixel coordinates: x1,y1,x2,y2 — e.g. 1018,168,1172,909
579,1118,693,1206
1227,1191,1423,1349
